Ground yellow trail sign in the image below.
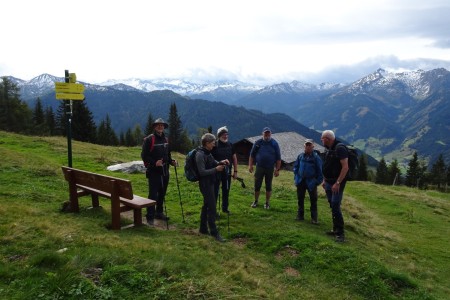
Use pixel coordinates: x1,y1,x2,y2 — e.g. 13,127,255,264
55,93,85,100
54,82,85,93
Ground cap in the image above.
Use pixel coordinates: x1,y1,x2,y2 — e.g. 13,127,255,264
217,126,228,138
152,118,168,129
262,127,271,133
304,139,314,145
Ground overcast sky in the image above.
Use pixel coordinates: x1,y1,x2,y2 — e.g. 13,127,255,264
1,0,449,84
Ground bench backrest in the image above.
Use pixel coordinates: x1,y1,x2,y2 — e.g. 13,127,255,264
62,167,134,199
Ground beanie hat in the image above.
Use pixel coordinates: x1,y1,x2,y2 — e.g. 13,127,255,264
217,126,228,138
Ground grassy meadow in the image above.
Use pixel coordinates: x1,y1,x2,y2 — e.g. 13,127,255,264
0,131,449,299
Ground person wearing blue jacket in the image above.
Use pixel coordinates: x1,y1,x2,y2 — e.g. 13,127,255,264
293,139,323,224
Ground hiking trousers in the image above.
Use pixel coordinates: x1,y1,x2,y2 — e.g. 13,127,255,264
296,181,318,221
199,180,218,235
146,172,169,220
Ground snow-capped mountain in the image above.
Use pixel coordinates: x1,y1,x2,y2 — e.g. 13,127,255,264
4,68,449,166
99,78,262,97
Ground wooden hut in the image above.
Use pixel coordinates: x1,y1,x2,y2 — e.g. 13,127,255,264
233,131,325,170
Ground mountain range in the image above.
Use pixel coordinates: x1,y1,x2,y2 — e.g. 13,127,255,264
7,68,450,167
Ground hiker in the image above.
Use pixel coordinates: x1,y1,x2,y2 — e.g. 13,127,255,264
321,130,349,243
141,118,177,226
293,139,323,224
212,126,238,214
197,133,229,242
248,127,281,209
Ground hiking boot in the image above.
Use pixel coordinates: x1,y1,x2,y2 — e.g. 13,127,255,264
199,229,209,235
155,213,170,221
296,215,304,221
264,203,270,209
325,230,336,236
212,233,226,243
311,220,319,225
146,218,154,226
251,201,258,208
335,235,345,243
222,209,230,214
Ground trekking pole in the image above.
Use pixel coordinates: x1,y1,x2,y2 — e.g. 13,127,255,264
160,175,169,230
226,168,230,236
227,209,230,236
173,164,185,222
217,193,221,231
236,177,246,188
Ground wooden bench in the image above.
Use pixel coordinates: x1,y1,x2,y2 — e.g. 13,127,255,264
61,166,156,230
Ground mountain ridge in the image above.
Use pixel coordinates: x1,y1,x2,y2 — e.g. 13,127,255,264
6,68,449,166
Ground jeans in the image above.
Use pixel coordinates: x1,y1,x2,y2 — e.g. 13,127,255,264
324,181,346,236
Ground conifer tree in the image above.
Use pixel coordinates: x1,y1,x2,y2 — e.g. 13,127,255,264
405,152,426,188
32,98,47,135
0,77,32,133
144,113,155,136
45,106,56,135
125,128,134,146
375,157,388,184
387,159,401,185
168,103,182,151
430,154,447,189
356,154,368,181
133,124,143,146
56,100,97,143
97,114,118,145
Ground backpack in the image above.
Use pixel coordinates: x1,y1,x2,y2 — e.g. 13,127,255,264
338,143,359,180
141,134,168,167
184,148,200,182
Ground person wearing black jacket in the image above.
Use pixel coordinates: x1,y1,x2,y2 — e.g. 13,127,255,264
196,133,229,242
321,130,349,243
212,126,238,214
141,118,177,226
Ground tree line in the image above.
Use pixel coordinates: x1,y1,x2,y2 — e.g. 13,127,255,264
2,77,449,191
0,77,193,151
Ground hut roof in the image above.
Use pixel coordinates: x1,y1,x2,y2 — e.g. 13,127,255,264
244,131,325,164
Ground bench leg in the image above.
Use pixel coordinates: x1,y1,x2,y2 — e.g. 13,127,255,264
91,194,100,208
133,209,143,226
111,181,121,230
67,171,80,213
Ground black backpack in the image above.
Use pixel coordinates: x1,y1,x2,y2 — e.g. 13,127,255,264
184,148,200,182
324,143,359,181
338,143,359,180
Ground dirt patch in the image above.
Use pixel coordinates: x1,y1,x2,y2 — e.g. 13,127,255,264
232,237,248,248
275,245,300,261
284,267,300,277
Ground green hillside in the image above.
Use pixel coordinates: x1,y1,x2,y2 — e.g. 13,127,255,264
1,131,448,299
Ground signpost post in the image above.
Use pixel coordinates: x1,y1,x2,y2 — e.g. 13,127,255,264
55,70,85,167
